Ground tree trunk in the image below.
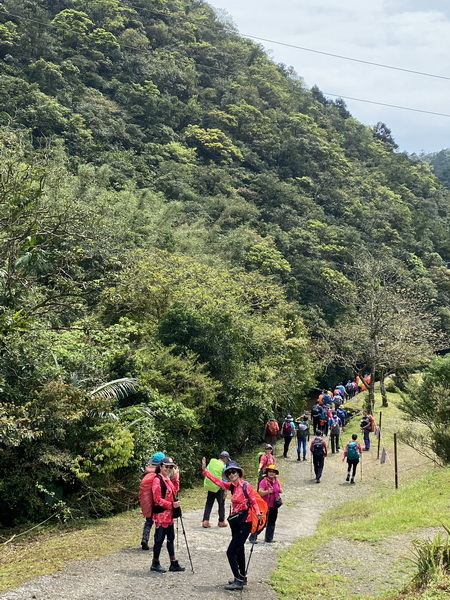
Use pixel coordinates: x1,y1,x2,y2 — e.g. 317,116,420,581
379,370,388,407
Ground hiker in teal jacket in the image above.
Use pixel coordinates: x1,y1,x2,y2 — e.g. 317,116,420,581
202,451,230,528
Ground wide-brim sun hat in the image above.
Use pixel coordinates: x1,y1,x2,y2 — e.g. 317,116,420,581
224,460,244,477
264,464,279,475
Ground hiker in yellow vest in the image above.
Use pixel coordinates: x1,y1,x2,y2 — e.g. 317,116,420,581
202,451,230,528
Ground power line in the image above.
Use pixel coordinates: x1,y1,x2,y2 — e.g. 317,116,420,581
239,33,450,83
322,92,450,118
0,6,449,119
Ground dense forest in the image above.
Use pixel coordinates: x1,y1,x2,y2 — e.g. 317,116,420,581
1,0,450,526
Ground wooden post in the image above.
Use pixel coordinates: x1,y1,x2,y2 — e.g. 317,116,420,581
394,432,398,489
377,411,382,460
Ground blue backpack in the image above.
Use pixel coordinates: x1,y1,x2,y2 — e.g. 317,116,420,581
347,441,360,460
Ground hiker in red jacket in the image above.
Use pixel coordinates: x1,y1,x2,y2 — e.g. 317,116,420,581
202,457,263,591
138,451,165,550
150,457,185,574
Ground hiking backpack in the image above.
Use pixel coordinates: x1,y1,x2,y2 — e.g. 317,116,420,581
312,438,325,457
322,393,332,405
231,482,268,535
297,423,309,439
346,441,360,460
266,420,279,436
139,472,156,517
282,421,292,436
311,405,322,419
330,418,341,435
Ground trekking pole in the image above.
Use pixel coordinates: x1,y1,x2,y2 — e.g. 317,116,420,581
360,452,363,482
178,514,195,573
176,517,179,552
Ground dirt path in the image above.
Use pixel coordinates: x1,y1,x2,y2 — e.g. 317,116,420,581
0,436,374,600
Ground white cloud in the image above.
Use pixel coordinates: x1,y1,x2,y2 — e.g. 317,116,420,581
210,0,450,153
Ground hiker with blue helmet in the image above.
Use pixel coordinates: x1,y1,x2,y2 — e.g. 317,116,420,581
139,451,165,550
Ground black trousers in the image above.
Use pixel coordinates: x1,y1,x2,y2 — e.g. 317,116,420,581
142,516,153,543
153,524,175,562
330,433,340,453
203,489,225,522
346,458,359,478
227,521,251,579
283,436,293,456
313,455,325,480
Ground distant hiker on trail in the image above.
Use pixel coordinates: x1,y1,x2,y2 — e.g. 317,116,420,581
360,410,375,451
337,406,348,429
311,400,324,433
296,415,310,461
345,379,357,399
202,451,230,528
321,389,333,407
258,444,275,482
150,457,185,573
321,405,332,436
255,465,283,543
201,457,263,591
264,418,279,446
281,415,295,458
310,430,328,483
333,392,343,410
342,433,363,483
328,411,342,454
139,451,165,550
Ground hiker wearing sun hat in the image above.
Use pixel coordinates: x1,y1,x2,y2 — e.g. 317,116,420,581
254,464,283,543
201,457,263,591
139,451,165,550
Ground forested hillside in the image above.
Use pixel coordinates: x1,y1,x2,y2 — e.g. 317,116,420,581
1,0,450,526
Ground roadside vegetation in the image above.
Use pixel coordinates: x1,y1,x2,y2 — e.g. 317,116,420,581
270,391,450,600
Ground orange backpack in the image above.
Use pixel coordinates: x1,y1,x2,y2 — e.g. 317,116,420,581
242,482,268,535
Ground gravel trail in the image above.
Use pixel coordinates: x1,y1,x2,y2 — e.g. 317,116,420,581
1,441,371,600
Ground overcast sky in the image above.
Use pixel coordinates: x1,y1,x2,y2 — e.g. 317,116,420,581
209,0,450,155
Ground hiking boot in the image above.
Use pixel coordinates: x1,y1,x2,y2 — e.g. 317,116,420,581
350,479,355,484
346,475,350,482
202,520,211,528
297,457,301,461
315,478,320,483
303,456,307,461
218,521,228,527
169,560,185,572
249,533,258,544
225,578,244,590
228,576,247,586
151,562,166,573
141,541,150,551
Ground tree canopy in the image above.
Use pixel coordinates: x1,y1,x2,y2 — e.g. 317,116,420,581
0,0,449,524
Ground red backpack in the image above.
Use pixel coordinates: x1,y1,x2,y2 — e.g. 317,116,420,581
282,421,292,436
139,472,156,517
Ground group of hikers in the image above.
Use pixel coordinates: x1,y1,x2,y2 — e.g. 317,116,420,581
138,379,375,591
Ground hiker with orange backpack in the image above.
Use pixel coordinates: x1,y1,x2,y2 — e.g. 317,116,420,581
201,457,265,591
264,417,279,446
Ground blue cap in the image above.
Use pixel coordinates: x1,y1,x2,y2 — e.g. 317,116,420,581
150,451,165,465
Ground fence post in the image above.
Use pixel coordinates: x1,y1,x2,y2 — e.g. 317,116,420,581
394,432,398,489
377,411,382,460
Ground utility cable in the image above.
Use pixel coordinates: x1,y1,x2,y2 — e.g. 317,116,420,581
1,6,450,119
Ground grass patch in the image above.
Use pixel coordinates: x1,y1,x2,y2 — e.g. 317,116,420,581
270,391,449,600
